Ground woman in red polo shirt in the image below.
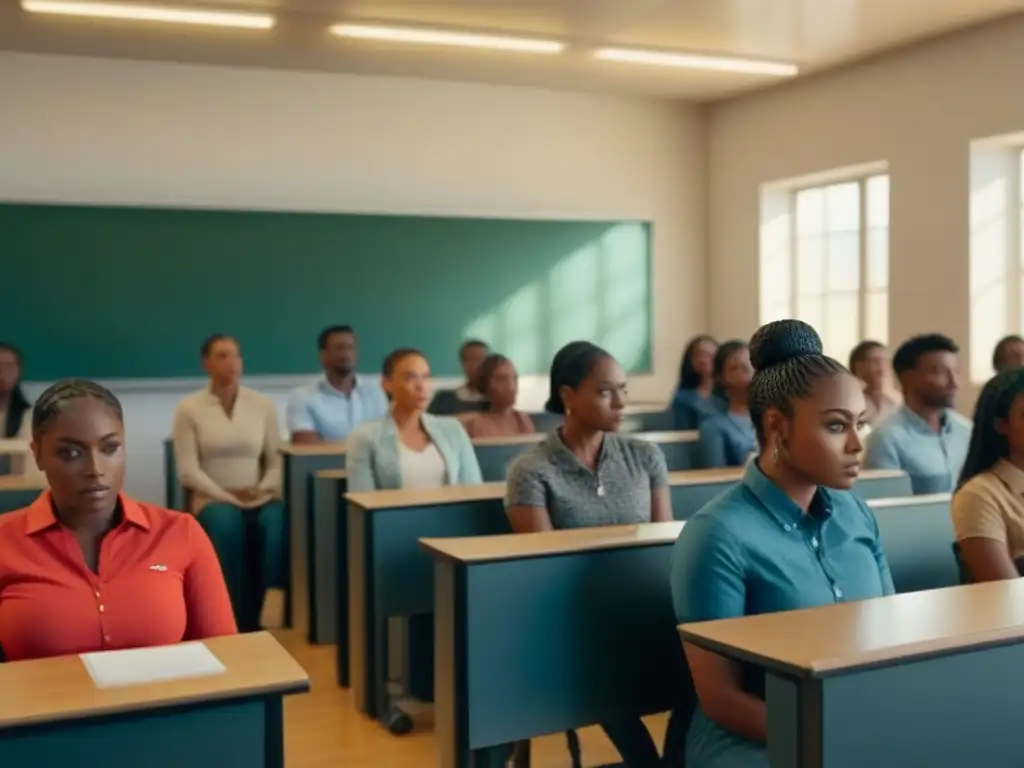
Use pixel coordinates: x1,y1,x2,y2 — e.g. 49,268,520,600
0,378,237,661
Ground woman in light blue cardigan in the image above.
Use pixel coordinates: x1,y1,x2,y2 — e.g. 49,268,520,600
346,347,482,493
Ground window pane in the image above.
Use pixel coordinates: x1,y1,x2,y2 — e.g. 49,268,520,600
867,227,889,290
825,182,860,232
797,235,825,295
826,230,860,292
796,294,824,335
867,175,890,228
864,290,889,344
796,188,825,235
823,292,860,361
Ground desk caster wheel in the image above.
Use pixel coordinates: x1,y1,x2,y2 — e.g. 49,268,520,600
383,707,413,736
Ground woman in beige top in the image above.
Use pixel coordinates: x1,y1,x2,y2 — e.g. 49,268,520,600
171,334,283,632
951,369,1024,582
849,340,901,427
462,354,535,439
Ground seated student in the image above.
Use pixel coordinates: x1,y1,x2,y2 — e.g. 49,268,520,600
993,334,1024,373
848,339,901,427
670,320,893,768
428,339,489,416
864,333,971,494
346,347,482,492
951,368,1024,582
0,343,41,479
286,325,388,443
0,379,236,661
671,334,722,429
171,334,284,632
462,354,535,439
505,341,672,768
695,341,756,468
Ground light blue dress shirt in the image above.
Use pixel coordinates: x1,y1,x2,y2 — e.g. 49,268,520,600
695,411,756,469
671,461,894,768
285,376,389,441
864,406,972,494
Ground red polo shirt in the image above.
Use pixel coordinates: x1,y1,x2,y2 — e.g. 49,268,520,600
0,492,237,661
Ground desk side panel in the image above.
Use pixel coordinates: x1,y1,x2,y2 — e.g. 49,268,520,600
308,475,347,646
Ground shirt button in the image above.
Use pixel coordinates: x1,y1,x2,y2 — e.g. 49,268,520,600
833,586,843,599
94,591,101,598
103,634,111,643
811,537,819,549
783,524,792,532
98,604,105,613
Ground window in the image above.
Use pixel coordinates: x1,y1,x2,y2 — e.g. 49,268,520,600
761,173,889,362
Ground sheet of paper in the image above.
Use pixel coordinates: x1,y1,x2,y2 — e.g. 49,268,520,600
80,642,227,688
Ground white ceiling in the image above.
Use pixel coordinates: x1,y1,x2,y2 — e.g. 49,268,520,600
3,0,1023,100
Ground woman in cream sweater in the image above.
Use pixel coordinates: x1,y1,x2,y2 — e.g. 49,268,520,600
171,334,283,632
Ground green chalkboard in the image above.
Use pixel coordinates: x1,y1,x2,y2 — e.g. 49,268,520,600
0,203,651,380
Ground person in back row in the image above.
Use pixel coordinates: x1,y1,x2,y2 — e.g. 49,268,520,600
695,340,756,469
848,340,901,426
505,341,672,768
172,334,284,632
864,333,971,494
669,320,893,768
428,339,489,416
286,325,388,443
671,334,721,430
993,334,1024,373
0,343,41,478
461,354,535,439
951,368,1024,582
0,379,236,661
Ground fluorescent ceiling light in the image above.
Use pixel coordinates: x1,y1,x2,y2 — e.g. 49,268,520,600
594,47,798,77
330,23,564,54
20,0,275,29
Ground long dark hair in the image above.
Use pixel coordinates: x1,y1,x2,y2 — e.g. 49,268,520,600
0,343,31,439
676,334,717,391
957,368,1024,489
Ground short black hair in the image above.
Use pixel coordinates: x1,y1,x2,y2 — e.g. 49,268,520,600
711,340,748,401
545,341,612,415
459,340,489,360
992,335,1024,372
475,353,512,395
677,334,717,391
32,378,124,439
848,340,885,374
382,347,425,378
958,368,1024,488
200,334,236,358
318,325,355,350
891,334,959,376
0,343,30,439
748,319,847,445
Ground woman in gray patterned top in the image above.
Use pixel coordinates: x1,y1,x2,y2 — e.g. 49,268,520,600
505,341,673,767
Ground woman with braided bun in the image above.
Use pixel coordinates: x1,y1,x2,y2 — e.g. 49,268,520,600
951,368,1024,582
668,320,894,768
0,379,236,661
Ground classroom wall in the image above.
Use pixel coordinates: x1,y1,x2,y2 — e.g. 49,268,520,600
0,52,705,502
707,16,1024,407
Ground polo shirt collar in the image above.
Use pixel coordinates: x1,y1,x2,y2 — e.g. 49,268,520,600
545,429,608,473
993,459,1024,497
320,375,360,395
899,405,954,436
741,460,834,530
25,492,150,535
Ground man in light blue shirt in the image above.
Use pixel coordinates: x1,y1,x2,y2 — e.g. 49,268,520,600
286,325,388,442
864,333,971,494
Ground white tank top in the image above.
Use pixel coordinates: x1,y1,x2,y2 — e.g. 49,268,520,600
398,441,447,490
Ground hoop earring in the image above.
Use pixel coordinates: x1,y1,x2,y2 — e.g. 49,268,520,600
771,440,780,464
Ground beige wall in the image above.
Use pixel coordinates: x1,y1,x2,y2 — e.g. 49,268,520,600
707,16,1024,380
0,51,705,501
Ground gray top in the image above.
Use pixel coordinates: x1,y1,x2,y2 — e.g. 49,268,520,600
505,431,669,529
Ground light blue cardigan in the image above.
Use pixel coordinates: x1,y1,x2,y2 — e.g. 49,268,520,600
345,413,483,492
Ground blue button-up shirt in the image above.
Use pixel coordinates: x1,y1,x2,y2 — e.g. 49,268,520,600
285,376,389,441
864,406,972,494
671,461,894,766
695,411,756,469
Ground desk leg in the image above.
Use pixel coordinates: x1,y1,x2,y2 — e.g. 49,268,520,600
264,696,285,768
334,493,350,686
349,508,373,715
765,672,822,768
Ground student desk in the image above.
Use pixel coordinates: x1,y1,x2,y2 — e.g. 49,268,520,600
679,580,1024,768
0,438,29,477
343,469,912,727
0,631,309,768
0,475,45,514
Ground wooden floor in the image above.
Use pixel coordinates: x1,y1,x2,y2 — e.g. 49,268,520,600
275,629,669,767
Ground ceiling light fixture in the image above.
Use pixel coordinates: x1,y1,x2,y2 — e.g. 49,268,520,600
593,47,798,77
20,0,275,29
330,23,564,54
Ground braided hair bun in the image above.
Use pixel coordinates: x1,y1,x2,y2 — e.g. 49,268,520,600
749,319,824,371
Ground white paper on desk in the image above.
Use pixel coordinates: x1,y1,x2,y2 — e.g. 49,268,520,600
80,642,227,688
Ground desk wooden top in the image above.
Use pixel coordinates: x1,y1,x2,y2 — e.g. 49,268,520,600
315,469,348,481
0,631,309,730
680,579,1024,679
281,442,346,457
0,439,29,455
0,475,46,491
633,430,698,444
867,491,950,509
421,521,684,564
